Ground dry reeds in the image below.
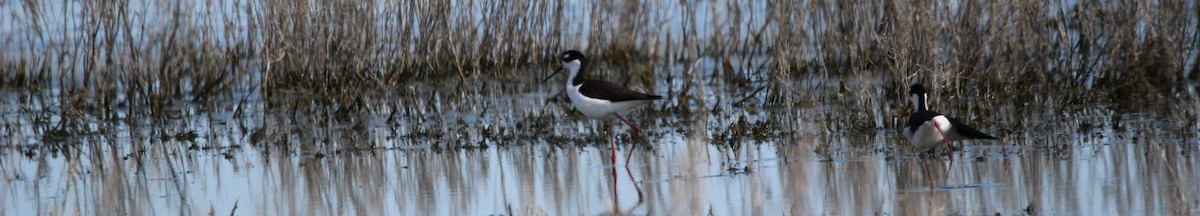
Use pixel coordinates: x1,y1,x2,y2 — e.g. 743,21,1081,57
1,1,1187,96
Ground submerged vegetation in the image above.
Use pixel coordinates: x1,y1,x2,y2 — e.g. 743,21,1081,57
0,0,1197,149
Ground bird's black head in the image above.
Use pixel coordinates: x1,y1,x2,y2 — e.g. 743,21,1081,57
909,84,926,94
543,50,588,83
561,50,586,63
908,84,929,111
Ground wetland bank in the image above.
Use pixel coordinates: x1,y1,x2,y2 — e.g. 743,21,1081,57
2,0,1199,215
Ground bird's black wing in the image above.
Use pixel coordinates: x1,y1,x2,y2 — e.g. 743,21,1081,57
948,117,998,139
578,79,663,102
906,110,941,131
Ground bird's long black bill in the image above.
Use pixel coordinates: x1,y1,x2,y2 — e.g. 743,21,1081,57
541,67,563,83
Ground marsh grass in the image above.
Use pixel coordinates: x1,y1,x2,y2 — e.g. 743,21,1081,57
768,0,1198,140
0,0,1196,151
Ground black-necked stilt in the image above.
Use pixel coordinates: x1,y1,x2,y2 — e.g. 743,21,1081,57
902,84,996,187
544,50,663,165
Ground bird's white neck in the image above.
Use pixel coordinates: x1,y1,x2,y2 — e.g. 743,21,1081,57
563,60,582,87
911,93,928,111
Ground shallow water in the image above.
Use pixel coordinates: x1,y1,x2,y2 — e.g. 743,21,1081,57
2,68,1198,215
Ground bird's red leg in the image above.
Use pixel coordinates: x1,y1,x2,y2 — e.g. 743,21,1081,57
932,120,954,164
931,120,954,182
921,156,935,190
610,122,617,165
613,114,641,165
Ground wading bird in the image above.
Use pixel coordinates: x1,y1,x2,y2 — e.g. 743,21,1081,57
903,84,997,188
544,50,662,165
